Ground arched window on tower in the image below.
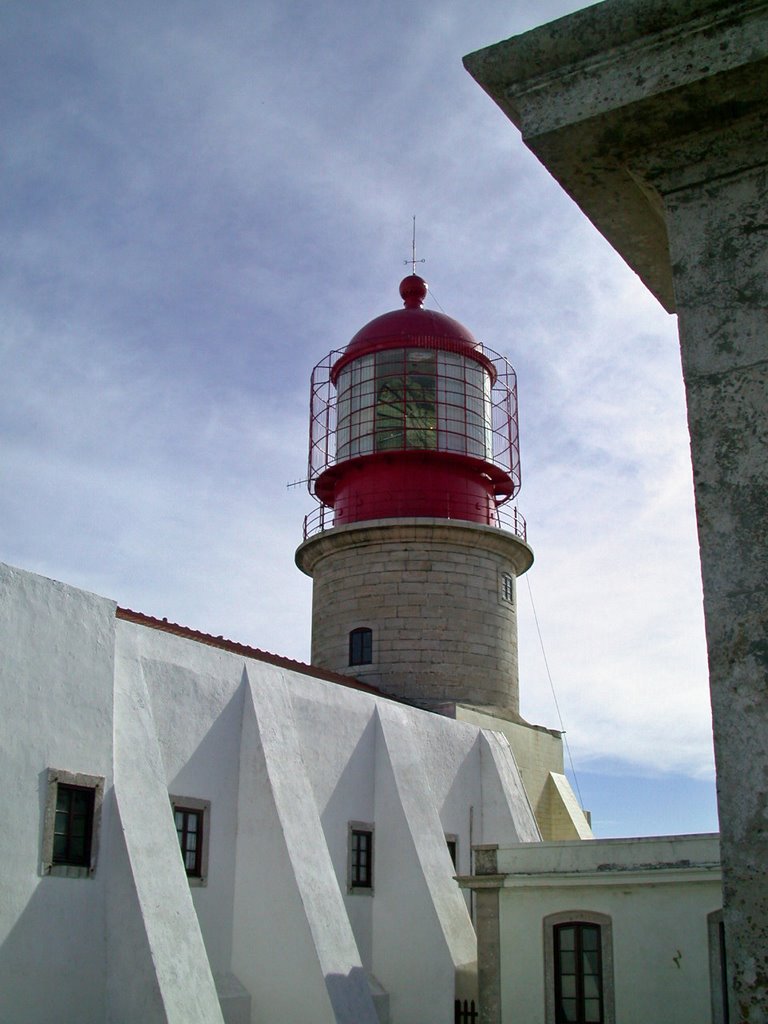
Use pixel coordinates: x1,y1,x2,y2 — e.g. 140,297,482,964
349,627,373,666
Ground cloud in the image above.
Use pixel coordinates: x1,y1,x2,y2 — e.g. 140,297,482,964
0,0,714,793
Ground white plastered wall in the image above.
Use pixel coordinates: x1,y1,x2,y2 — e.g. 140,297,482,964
0,563,115,1024
122,613,542,1023
1,561,543,1024
110,635,225,1023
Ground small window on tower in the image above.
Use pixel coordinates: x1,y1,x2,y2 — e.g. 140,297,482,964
501,572,514,604
349,627,373,666
170,796,210,886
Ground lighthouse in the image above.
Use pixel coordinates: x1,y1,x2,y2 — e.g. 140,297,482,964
295,274,533,711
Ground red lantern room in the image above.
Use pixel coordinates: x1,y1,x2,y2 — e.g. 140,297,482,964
305,275,523,533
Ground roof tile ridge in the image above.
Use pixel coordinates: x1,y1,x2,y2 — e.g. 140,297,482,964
115,605,389,696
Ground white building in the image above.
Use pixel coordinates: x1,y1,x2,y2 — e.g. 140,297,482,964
0,558,569,1024
0,274,722,1023
460,835,724,1024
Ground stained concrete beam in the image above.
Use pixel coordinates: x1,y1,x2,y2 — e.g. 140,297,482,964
464,2,768,1020
464,0,768,312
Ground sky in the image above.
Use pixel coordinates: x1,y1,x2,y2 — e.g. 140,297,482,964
1,0,718,837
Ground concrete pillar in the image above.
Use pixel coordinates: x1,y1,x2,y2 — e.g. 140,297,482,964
464,3,768,1018
460,846,504,1024
662,159,768,1024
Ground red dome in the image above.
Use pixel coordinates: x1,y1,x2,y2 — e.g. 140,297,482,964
331,275,489,382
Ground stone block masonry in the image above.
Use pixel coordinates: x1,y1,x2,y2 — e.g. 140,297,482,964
296,518,533,711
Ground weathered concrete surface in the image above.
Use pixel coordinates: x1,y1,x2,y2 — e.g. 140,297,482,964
465,2,768,1020
465,0,768,313
465,847,503,1024
666,162,768,1024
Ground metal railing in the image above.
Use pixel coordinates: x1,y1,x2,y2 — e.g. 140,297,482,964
306,342,521,499
301,500,527,543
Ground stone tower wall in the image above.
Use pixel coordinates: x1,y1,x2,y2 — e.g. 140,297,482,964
296,519,533,710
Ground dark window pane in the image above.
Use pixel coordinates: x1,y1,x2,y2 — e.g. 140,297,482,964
351,828,373,887
583,951,599,974
560,952,576,974
52,784,95,867
175,806,204,877
72,791,90,813
561,999,578,1022
719,920,730,1024
554,922,604,1024
581,927,599,950
561,976,576,998
349,628,372,666
584,999,601,1023
446,839,457,867
583,976,600,999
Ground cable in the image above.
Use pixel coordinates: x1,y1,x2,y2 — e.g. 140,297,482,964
525,574,585,810
427,288,447,314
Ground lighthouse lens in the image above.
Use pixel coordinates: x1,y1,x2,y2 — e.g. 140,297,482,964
334,348,493,463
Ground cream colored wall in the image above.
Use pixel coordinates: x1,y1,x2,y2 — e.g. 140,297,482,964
495,836,722,1024
455,706,592,840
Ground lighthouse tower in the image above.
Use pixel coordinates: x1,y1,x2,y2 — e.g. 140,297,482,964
295,275,533,711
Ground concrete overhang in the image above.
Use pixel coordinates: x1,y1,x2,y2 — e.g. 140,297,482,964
464,0,768,313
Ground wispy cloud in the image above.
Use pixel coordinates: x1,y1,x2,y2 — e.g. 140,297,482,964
1,0,714,801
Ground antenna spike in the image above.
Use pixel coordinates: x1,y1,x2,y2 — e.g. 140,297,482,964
404,215,426,275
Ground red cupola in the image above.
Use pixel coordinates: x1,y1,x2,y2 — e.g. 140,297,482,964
306,275,521,531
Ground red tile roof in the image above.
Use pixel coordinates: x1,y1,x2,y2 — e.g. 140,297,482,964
115,606,391,698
